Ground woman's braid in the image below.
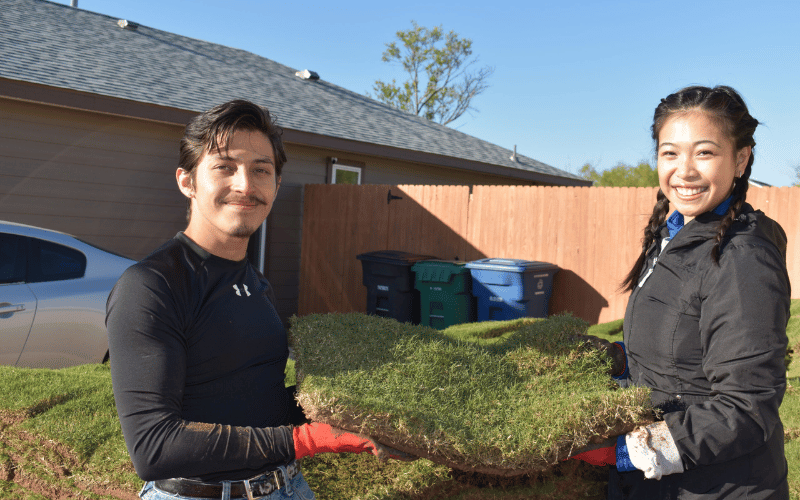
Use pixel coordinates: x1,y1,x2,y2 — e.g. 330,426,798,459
621,190,670,292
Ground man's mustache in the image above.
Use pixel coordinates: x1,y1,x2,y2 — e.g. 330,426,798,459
219,196,267,206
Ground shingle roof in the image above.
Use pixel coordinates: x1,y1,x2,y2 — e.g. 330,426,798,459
0,0,585,182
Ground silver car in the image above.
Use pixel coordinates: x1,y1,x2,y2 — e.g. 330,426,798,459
1,221,135,369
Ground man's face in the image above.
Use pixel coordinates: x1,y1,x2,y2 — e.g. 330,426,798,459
178,128,280,241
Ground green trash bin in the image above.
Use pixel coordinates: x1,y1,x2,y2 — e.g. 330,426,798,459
412,260,475,329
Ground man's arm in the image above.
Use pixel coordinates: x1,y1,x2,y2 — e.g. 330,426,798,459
106,264,294,481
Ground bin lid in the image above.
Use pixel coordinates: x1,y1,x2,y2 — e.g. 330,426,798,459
411,260,468,282
465,258,558,273
356,250,438,266
411,259,467,268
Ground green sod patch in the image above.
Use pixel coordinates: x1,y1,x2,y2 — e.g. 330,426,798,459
290,313,653,476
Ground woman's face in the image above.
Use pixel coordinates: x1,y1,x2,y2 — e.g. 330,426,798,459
657,111,750,222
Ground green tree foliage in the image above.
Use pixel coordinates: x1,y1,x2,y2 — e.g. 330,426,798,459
793,164,800,187
579,161,659,187
372,21,494,125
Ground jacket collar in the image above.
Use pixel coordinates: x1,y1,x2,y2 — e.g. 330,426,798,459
666,195,734,239
649,202,755,255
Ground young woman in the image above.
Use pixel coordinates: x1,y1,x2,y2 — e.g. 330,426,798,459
573,85,791,499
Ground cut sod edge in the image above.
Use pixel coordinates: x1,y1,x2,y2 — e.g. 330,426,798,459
295,391,653,477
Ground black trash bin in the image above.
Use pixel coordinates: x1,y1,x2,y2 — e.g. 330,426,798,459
356,250,437,324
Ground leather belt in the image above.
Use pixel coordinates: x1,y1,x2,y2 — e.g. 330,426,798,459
154,460,300,499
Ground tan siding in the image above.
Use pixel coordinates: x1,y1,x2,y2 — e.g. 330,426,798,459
0,98,185,260
280,145,328,186
364,157,532,186
0,112,178,159
3,157,178,189
281,143,536,187
266,184,304,324
1,173,180,206
0,193,177,221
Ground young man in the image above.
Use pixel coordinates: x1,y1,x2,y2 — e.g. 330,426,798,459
107,100,402,500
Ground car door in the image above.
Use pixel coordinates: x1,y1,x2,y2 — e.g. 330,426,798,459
0,233,37,366
15,236,95,369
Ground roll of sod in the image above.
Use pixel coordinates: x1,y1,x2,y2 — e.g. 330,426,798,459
290,313,652,476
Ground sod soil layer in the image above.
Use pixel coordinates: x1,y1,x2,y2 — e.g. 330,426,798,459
290,313,653,477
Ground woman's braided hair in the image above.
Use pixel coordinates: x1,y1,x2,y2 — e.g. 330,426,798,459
621,86,759,292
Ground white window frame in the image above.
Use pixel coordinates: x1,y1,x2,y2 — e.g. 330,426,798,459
331,164,362,185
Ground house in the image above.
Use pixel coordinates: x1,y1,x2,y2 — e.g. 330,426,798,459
0,0,591,323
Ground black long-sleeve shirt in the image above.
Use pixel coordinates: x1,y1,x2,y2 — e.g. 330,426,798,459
106,233,295,482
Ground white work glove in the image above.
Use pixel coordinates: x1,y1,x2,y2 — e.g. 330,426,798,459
625,421,683,480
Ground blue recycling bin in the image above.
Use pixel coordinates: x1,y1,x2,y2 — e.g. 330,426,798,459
465,258,559,320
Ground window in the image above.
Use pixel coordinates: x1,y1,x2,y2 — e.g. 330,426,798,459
0,234,26,284
328,158,365,185
27,238,86,283
331,164,362,185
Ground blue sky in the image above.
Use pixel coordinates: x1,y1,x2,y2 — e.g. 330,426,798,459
55,0,800,186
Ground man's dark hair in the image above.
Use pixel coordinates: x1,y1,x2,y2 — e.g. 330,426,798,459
179,99,287,221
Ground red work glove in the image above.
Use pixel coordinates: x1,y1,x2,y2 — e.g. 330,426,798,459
292,422,415,461
569,439,616,466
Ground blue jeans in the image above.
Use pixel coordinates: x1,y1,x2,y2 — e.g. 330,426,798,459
139,470,315,500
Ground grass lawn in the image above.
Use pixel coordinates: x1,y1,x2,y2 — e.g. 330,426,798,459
0,299,797,499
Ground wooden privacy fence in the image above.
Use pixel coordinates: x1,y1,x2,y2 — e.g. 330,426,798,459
298,185,800,324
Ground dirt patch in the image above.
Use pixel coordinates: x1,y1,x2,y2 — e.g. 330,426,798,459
0,409,138,500
785,428,800,442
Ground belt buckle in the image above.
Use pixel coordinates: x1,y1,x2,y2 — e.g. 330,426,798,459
243,479,256,500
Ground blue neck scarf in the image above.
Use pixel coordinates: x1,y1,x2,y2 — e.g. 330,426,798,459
666,194,734,239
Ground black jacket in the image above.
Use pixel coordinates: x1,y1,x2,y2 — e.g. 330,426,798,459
613,204,791,500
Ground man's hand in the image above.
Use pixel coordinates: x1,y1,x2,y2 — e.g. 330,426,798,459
293,422,416,461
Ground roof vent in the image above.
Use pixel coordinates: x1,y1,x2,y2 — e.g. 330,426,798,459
295,69,320,81
117,19,139,30
510,145,518,162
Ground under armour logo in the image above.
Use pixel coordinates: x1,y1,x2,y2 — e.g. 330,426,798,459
232,284,251,297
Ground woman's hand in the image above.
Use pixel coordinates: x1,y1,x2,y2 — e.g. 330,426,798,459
572,334,628,378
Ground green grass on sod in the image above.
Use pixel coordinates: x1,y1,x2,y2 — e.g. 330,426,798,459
290,313,653,476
